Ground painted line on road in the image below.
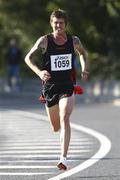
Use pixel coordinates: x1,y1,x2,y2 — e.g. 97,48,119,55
0,165,56,169
0,145,91,150
23,111,111,179
0,172,54,176
0,141,92,146
4,110,111,178
0,159,80,163
0,138,90,142
0,149,90,154
49,123,112,180
0,154,85,158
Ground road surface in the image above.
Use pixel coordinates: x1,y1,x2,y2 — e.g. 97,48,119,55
0,88,120,180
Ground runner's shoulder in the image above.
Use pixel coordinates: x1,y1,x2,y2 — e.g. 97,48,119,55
37,35,48,49
72,36,81,45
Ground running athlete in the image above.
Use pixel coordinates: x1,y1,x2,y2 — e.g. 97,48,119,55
25,9,89,170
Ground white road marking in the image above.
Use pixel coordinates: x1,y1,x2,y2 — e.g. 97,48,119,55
0,141,92,146
0,172,54,175
0,138,90,142
0,145,91,150
0,154,86,158
0,165,56,169
0,159,80,163
0,149,90,154
17,111,111,179
48,123,112,180
0,110,111,179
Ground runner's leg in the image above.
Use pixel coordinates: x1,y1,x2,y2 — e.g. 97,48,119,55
59,94,74,158
45,104,60,132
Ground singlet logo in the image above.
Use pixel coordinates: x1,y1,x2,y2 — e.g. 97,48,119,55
50,54,72,71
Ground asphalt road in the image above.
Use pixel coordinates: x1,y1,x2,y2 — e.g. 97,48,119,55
0,89,120,180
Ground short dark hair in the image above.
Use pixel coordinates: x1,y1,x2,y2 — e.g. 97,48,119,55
50,9,68,25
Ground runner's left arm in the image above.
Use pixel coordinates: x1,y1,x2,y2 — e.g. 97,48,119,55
73,36,89,80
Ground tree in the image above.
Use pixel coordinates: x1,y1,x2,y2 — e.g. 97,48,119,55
0,0,120,79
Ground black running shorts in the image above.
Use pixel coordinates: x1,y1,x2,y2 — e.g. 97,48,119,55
42,82,74,107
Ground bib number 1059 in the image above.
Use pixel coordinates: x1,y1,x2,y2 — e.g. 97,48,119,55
54,59,70,68
51,54,72,71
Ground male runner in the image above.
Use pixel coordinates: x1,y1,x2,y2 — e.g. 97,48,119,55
25,9,88,170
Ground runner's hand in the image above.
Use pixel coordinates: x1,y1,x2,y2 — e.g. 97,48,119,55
81,71,89,81
38,70,51,82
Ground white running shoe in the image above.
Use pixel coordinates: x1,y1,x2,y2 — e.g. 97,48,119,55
57,157,67,170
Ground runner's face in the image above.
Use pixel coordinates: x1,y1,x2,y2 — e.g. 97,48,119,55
50,17,66,34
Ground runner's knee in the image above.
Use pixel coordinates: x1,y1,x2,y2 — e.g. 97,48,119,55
60,113,70,129
60,110,70,120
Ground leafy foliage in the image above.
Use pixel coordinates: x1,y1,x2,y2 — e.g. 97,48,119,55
0,0,120,79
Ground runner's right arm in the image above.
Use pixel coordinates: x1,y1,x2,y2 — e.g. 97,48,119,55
25,36,51,81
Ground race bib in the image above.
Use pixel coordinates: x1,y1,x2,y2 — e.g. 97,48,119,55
50,54,72,71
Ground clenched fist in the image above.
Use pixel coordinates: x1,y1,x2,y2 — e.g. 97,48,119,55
38,70,51,82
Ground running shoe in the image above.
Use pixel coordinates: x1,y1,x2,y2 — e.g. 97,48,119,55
57,157,67,170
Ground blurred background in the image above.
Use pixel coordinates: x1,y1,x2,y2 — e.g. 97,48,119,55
0,0,120,103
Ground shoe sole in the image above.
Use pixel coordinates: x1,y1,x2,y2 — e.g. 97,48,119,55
57,163,67,170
